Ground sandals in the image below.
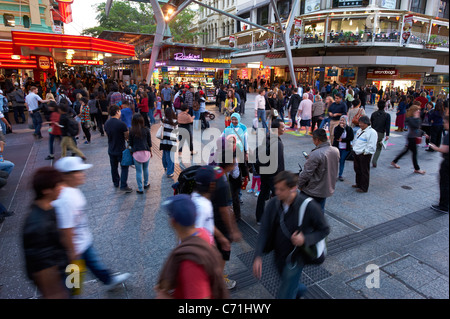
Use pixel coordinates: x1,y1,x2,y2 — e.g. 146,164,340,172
391,162,400,169
414,170,426,175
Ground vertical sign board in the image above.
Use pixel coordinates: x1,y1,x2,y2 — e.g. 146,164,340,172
402,14,413,45
161,66,169,84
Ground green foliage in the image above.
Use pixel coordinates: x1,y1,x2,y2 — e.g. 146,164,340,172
81,0,200,43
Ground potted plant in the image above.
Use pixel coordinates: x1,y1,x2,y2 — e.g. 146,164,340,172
427,35,438,49
345,31,353,45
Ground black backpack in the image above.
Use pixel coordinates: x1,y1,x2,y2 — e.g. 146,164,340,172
172,165,202,195
66,116,80,137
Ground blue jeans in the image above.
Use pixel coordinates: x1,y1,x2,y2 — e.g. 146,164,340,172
31,111,43,137
193,110,201,130
371,93,376,104
319,117,330,129
162,150,174,176
339,149,350,177
81,245,111,285
49,133,61,155
134,158,149,191
0,121,5,135
0,160,14,175
108,152,129,189
277,262,306,299
149,108,156,125
257,109,268,132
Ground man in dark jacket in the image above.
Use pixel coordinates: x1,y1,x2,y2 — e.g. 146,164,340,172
253,171,330,299
370,100,391,168
287,88,302,129
255,119,285,223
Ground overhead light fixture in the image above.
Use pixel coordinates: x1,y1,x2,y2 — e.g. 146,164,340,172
350,20,353,26
105,53,112,57
11,55,21,60
396,16,400,21
67,49,75,55
98,54,104,60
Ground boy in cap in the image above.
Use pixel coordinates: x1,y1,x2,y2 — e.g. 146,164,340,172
156,194,228,299
52,157,130,292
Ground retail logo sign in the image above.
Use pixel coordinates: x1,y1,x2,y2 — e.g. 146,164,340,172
305,0,321,14
285,66,309,72
173,52,203,62
66,59,104,66
373,68,397,76
203,58,232,64
38,56,51,70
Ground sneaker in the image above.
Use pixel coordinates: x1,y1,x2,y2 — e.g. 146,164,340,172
255,191,260,197
45,155,54,160
431,205,448,214
144,184,150,190
247,189,254,193
223,275,236,290
84,141,90,144
105,273,131,291
120,187,133,193
136,190,144,194
338,176,344,181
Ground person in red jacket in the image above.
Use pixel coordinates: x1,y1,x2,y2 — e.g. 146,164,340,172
138,92,150,128
415,92,429,109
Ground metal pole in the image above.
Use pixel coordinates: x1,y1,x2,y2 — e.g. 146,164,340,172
283,0,300,88
146,0,166,84
191,0,281,36
167,0,194,23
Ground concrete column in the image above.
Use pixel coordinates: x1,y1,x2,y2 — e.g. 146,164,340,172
425,0,438,16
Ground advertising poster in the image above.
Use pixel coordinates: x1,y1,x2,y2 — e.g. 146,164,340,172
402,14,413,45
305,0,321,14
229,35,235,48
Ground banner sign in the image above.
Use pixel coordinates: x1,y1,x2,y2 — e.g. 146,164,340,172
327,69,338,76
229,35,235,48
173,52,203,62
305,0,321,14
285,66,309,72
402,14,413,45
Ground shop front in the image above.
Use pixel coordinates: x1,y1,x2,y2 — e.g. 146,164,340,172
366,68,422,93
423,74,449,95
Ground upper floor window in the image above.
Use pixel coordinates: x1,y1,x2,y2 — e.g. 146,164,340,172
23,15,30,28
438,0,449,18
3,14,15,27
257,5,269,26
410,0,427,14
277,0,291,20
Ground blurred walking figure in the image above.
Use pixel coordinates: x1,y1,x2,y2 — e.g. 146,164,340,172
23,167,69,299
156,195,229,299
129,113,152,194
160,107,178,178
53,157,131,291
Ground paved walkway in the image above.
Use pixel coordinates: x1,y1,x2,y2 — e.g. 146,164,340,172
0,94,448,299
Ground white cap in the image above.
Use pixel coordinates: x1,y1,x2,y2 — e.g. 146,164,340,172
54,156,92,173
0,89,3,94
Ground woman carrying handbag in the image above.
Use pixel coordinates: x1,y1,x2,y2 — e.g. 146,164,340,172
129,113,152,194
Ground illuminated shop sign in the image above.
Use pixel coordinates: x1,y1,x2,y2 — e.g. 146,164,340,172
203,58,232,64
67,59,104,65
173,52,203,62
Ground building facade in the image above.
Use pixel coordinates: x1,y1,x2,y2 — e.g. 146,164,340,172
203,0,449,92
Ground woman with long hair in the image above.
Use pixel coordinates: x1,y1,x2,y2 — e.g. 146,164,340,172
160,107,178,178
391,105,428,175
129,113,152,194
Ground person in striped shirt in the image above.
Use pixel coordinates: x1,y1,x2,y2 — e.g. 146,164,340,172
160,107,178,178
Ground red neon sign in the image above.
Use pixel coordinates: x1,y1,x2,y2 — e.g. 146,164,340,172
67,59,104,66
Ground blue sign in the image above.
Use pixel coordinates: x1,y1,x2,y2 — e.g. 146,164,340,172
328,69,338,76
315,68,325,72
343,69,355,77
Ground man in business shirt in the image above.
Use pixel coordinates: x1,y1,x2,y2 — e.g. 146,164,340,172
352,116,378,193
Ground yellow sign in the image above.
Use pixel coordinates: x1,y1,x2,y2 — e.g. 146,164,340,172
203,58,231,64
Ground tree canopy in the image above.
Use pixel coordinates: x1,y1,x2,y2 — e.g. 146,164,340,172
82,0,200,43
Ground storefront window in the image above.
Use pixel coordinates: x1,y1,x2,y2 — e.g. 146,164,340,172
303,21,326,44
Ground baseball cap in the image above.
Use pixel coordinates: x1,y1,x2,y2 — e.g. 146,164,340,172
54,156,93,173
163,194,197,227
0,89,3,94
195,165,216,189
199,90,204,95
184,85,190,89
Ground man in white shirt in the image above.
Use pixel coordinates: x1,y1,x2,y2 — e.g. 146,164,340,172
53,157,130,290
296,93,313,134
25,86,50,139
352,115,378,193
254,89,268,132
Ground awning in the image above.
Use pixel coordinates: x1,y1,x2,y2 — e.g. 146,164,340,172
0,40,38,69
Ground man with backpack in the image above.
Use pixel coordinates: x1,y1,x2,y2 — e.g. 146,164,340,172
253,170,330,299
370,100,391,168
58,104,86,160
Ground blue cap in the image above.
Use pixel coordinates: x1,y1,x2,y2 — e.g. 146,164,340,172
195,165,216,188
163,194,197,227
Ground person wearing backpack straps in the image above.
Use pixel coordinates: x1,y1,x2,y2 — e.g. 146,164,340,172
253,171,330,299
370,100,391,168
58,103,86,160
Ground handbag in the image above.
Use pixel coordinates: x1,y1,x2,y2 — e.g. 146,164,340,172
156,124,164,140
352,108,363,126
121,147,134,166
415,137,422,145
